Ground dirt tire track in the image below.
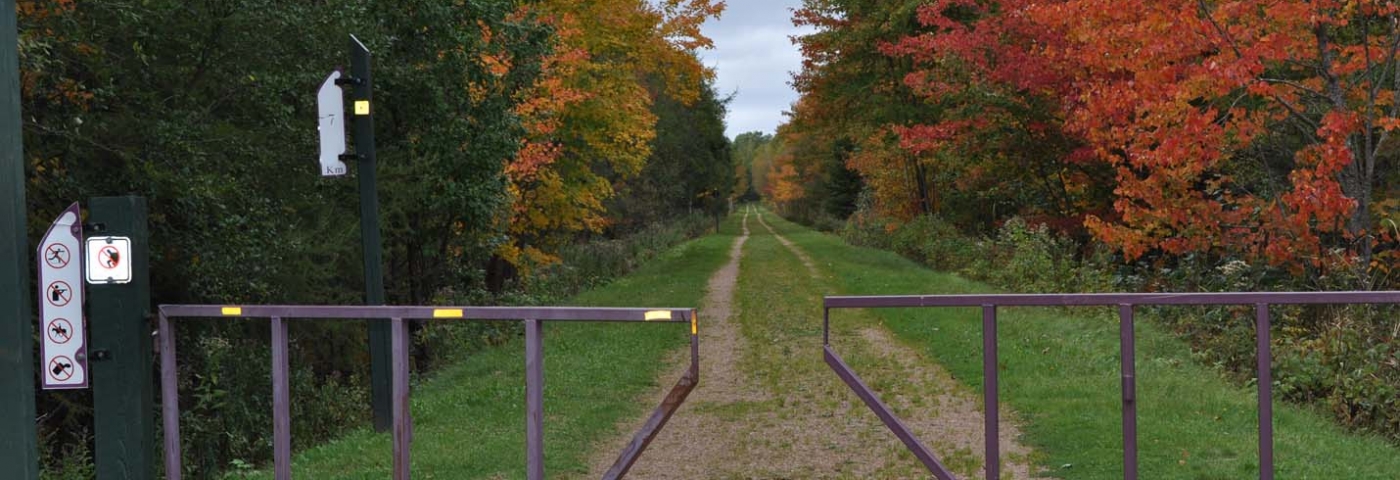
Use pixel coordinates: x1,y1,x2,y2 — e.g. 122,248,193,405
582,208,1041,479
583,207,764,479
753,210,1040,480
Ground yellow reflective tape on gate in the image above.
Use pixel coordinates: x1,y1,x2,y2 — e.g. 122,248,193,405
691,313,698,335
644,310,671,321
434,309,464,318
221,307,243,316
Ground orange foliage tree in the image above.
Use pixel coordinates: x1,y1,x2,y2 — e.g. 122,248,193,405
892,0,1400,272
500,0,724,269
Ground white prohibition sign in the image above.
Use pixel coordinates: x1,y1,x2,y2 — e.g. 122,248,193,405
86,236,133,284
39,202,87,389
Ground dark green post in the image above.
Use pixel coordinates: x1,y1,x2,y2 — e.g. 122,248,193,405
89,197,153,480
349,34,392,432
0,0,40,478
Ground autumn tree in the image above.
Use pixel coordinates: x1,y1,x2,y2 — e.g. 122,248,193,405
731,131,772,202
500,0,724,273
773,0,931,223
879,0,1400,273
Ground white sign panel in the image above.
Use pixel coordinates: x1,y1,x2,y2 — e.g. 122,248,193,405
86,236,132,284
39,202,87,390
317,69,348,177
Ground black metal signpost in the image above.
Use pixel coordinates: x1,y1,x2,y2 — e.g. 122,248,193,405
341,34,393,432
1,0,40,477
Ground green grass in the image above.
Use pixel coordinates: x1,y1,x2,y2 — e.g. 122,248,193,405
726,213,961,478
759,210,1400,479
230,215,742,479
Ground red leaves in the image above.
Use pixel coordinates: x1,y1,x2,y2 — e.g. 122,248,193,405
877,0,1381,267
894,120,985,155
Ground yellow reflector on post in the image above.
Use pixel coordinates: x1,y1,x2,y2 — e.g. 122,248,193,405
691,314,698,335
433,309,464,318
221,307,242,316
644,310,671,321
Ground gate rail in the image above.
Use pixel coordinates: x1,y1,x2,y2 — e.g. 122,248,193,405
158,305,700,480
822,291,1400,480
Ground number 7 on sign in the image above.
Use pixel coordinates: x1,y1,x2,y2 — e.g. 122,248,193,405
318,69,348,177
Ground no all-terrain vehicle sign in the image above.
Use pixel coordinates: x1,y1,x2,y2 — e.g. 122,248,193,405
86,236,132,284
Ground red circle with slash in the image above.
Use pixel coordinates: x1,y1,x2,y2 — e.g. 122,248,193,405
46,281,73,307
44,243,71,269
98,245,121,269
47,318,74,345
49,355,75,382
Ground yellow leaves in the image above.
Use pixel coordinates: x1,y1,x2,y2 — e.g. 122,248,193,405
495,0,721,270
768,162,806,204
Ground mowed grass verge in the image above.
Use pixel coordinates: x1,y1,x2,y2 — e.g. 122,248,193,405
231,215,742,479
759,211,1400,480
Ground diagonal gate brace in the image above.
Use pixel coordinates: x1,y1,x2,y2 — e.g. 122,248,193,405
824,345,959,480
603,327,700,479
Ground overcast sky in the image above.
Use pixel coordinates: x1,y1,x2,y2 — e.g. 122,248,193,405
698,1,814,139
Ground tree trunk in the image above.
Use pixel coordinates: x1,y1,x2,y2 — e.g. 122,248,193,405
1342,152,1374,264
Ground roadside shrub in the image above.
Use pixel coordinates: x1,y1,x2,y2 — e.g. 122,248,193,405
1274,310,1400,439
1146,255,1400,442
38,428,93,480
842,207,1400,442
525,213,712,300
889,216,980,272
961,218,1083,292
175,327,368,478
412,213,713,378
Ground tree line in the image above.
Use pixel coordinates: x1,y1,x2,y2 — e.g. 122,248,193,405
754,0,1400,443
765,0,1400,274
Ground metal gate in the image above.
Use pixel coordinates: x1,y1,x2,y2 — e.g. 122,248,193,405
822,291,1400,480
158,305,700,480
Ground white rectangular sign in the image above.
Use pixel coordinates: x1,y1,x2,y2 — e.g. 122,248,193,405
39,202,87,390
318,69,348,177
86,236,133,284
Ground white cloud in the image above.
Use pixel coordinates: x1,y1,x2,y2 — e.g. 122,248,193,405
698,1,813,138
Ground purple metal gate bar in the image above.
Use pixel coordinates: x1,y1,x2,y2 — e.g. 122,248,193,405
822,291,1400,480
158,304,700,480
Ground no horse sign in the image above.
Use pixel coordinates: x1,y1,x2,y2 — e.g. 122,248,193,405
86,236,132,284
38,203,87,389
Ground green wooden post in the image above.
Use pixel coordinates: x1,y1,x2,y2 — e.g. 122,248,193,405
348,34,392,432
0,0,40,477
89,197,153,480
